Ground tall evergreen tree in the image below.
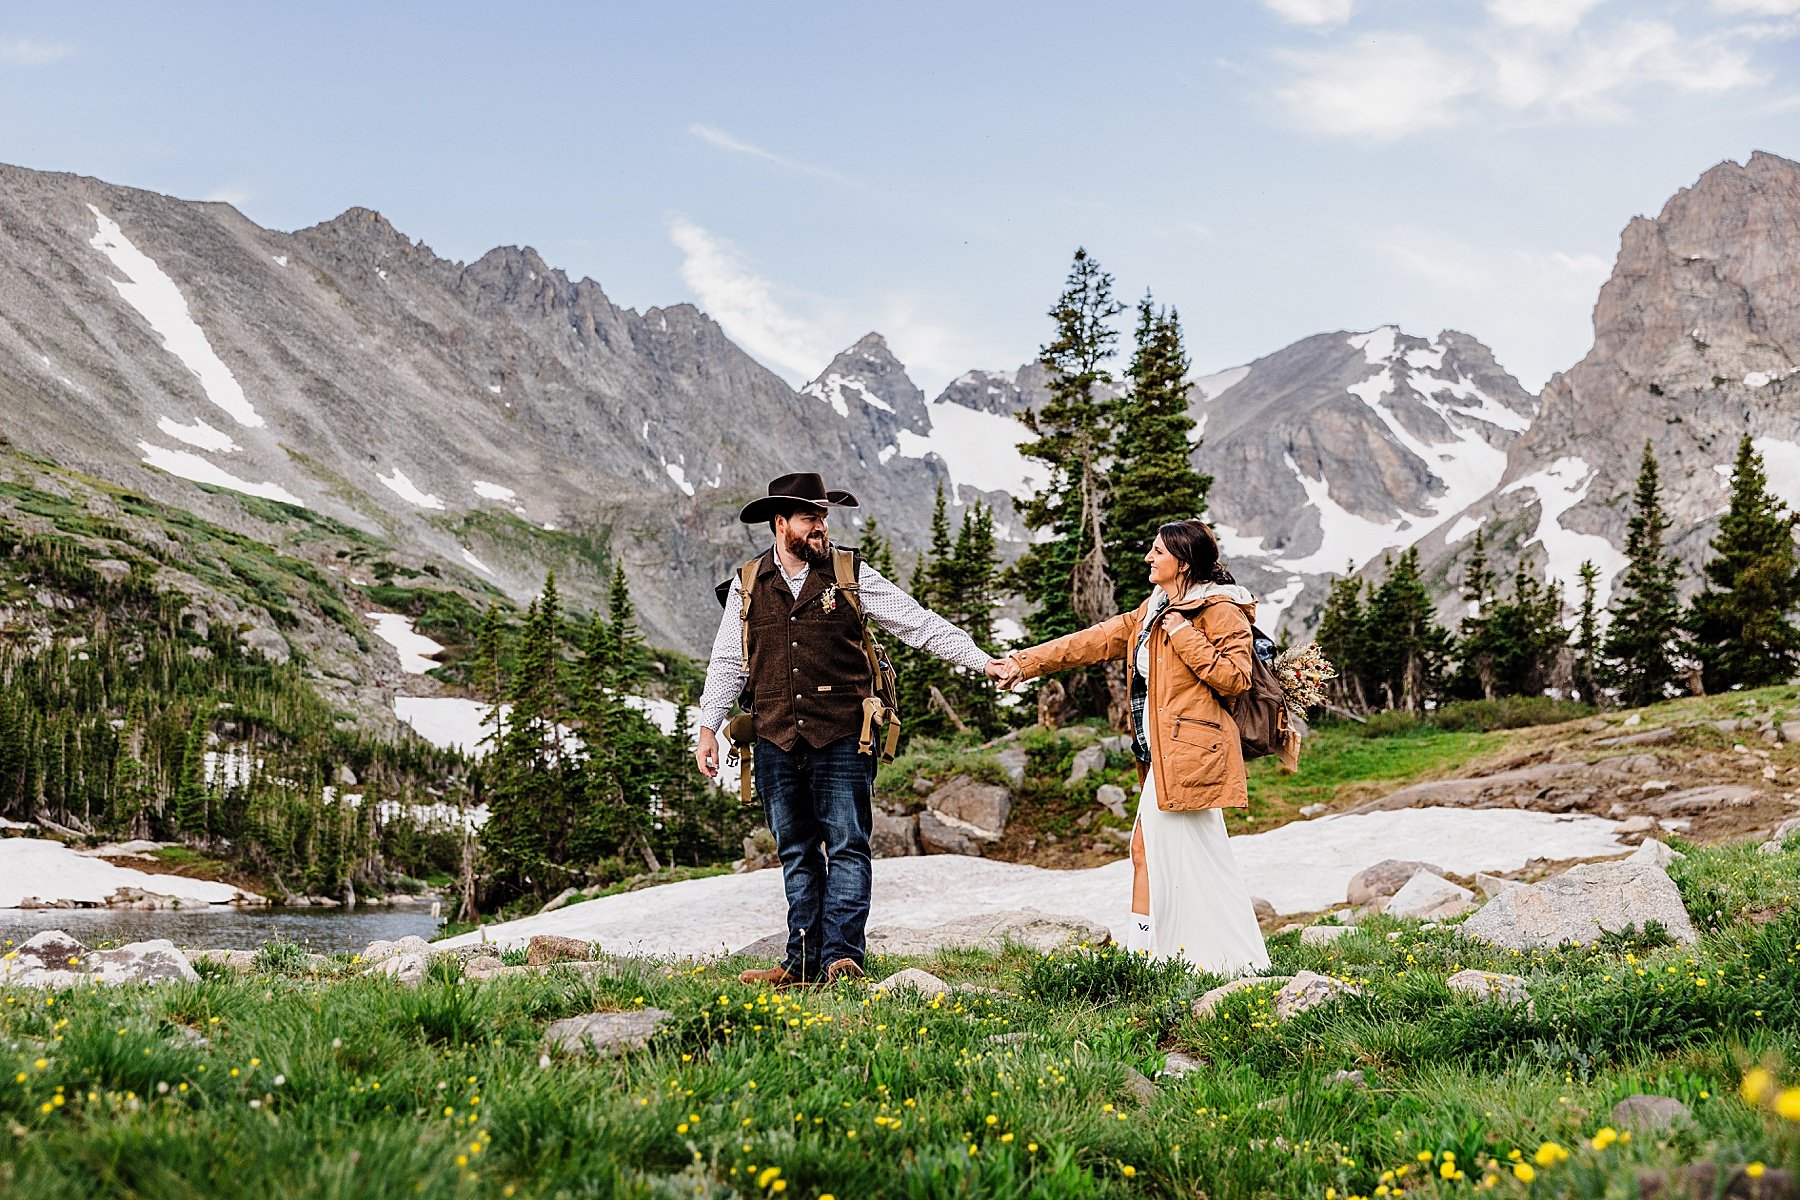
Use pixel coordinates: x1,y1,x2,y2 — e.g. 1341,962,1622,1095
1012,248,1125,721
1363,549,1451,712
1604,442,1684,707
938,502,1004,736
1107,294,1212,612
1316,569,1370,711
171,710,210,844
1571,560,1603,706
1687,432,1800,691
1456,566,1565,699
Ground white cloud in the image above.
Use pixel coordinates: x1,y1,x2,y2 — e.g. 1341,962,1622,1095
668,217,832,382
1262,0,1354,27
1275,35,1478,139
1276,10,1778,138
0,38,72,65
687,124,849,184
1715,0,1800,13
1486,0,1605,34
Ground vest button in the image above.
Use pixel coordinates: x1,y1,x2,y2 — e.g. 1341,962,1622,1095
795,693,802,699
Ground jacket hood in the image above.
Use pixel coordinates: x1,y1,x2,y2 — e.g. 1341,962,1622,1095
1153,581,1259,615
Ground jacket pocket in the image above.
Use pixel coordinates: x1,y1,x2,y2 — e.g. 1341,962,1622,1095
1166,714,1229,793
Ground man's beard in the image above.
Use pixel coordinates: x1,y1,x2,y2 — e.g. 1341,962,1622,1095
786,530,832,568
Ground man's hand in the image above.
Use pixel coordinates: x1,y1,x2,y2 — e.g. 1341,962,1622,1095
985,657,1022,689
696,727,721,780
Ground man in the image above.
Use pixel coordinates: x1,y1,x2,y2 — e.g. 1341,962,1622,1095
697,472,1008,986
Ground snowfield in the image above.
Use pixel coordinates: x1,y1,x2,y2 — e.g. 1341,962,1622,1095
435,806,1627,956
0,838,256,909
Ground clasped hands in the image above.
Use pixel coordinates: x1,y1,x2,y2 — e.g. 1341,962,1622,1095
984,657,1024,690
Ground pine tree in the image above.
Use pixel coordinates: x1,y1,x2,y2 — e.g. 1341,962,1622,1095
1604,442,1684,707
1687,433,1800,691
1011,248,1125,721
1572,560,1603,706
1363,549,1451,712
474,603,506,756
1316,569,1370,711
1457,567,1566,699
938,503,1003,736
896,484,957,737
171,710,210,844
1107,294,1212,611
859,516,897,578
481,578,569,896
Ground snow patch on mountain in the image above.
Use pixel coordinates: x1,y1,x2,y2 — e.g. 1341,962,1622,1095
665,461,696,497
137,442,303,506
1258,576,1305,631
895,402,1043,496
1501,458,1628,605
365,612,445,675
460,547,494,576
1278,455,1407,574
87,206,264,429
156,415,239,453
472,480,516,501
1194,365,1250,401
1443,514,1483,545
1752,437,1800,510
377,467,444,510
803,372,894,417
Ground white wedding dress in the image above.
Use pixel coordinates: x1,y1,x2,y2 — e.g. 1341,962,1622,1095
1132,639,1270,976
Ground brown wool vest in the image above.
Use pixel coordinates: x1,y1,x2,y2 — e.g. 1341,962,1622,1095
745,549,873,751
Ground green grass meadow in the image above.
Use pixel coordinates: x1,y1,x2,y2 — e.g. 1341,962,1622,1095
4,837,1800,1199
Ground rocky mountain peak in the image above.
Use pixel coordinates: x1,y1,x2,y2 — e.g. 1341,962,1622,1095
802,332,931,442
1403,150,1800,630
294,206,427,264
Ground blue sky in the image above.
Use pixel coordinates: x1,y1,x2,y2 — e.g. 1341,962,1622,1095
3,1,1797,393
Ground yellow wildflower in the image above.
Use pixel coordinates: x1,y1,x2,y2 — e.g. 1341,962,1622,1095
1775,1088,1800,1121
1513,1163,1536,1183
1742,1069,1776,1105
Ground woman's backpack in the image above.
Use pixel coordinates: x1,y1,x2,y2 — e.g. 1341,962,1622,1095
1227,625,1290,761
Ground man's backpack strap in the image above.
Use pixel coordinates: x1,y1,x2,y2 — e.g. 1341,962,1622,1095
737,557,759,673
832,547,903,763
723,557,761,805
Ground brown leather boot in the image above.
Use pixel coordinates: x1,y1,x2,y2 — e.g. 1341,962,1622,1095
737,963,808,989
824,958,865,984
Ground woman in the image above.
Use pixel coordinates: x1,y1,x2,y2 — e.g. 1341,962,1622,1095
1000,520,1270,975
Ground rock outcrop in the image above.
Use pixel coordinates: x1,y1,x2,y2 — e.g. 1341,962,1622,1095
1460,862,1698,950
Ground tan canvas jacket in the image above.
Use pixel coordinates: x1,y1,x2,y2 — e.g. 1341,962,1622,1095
1010,583,1257,812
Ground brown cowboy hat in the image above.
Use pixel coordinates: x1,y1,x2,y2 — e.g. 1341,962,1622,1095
738,472,861,525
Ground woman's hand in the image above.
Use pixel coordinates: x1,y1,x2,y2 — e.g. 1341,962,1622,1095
1160,612,1191,637
986,656,1023,689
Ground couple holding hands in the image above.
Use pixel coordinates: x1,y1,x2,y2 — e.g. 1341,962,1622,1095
695,473,1270,987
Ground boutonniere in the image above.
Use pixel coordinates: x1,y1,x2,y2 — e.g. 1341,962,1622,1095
820,585,838,614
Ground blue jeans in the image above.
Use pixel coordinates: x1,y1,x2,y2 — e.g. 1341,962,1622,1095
754,734,875,980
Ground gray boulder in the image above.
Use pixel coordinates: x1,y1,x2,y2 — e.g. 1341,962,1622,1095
1096,784,1129,820
1067,745,1107,786
1446,968,1534,1015
865,908,1110,956
994,745,1028,786
1460,861,1698,950
1346,859,1443,906
1161,1050,1204,1078
360,935,433,964
1628,839,1684,867
925,775,1012,836
1642,784,1756,815
0,930,89,988
1610,1094,1691,1132
1475,873,1523,899
1193,975,1292,1018
873,968,950,999
545,1009,672,1058
88,940,200,985
871,812,922,858
1386,872,1476,921
1300,925,1354,946
1273,971,1363,1021
1251,896,1277,922
918,810,997,855
373,951,431,986
1774,815,1800,841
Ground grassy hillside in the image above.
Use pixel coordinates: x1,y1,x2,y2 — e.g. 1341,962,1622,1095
3,835,1797,1198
